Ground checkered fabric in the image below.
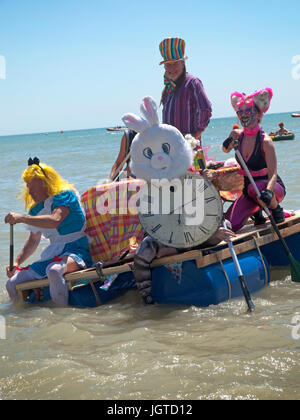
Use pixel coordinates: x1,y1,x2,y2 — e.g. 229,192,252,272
81,179,146,263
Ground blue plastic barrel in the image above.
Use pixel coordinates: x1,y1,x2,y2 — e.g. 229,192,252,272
151,249,269,306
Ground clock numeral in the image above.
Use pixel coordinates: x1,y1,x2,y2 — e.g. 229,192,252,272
151,224,162,234
168,232,174,244
206,213,221,223
205,196,217,204
184,231,195,244
197,182,209,194
186,177,193,186
198,226,209,234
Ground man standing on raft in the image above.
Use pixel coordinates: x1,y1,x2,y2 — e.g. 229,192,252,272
159,37,212,147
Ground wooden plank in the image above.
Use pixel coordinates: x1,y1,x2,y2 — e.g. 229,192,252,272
196,239,258,268
16,277,51,291
191,222,300,268
217,211,300,247
151,249,204,267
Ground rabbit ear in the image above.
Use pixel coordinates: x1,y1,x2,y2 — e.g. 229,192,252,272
251,87,273,113
230,92,245,111
140,96,159,127
121,113,150,133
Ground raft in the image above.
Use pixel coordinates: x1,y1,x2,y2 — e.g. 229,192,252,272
106,126,124,132
271,133,295,141
16,211,300,308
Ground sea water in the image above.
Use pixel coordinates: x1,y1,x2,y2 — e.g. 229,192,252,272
0,113,300,400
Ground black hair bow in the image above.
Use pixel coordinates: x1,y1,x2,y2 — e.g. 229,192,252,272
28,157,47,177
28,157,40,166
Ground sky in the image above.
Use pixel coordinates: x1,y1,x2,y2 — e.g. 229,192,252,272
0,0,300,135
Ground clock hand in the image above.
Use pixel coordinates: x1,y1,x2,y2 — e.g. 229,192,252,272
170,197,197,215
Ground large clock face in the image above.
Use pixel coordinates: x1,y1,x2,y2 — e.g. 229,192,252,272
138,171,223,248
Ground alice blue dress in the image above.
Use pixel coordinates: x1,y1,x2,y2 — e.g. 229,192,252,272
27,190,92,278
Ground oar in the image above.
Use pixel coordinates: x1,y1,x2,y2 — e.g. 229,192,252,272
9,224,14,271
222,219,255,312
111,151,131,182
233,142,300,283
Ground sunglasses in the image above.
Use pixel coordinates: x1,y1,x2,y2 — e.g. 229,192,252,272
236,107,255,117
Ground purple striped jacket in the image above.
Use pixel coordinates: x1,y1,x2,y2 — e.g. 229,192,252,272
162,72,212,135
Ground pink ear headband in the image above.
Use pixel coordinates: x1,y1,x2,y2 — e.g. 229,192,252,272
231,87,273,114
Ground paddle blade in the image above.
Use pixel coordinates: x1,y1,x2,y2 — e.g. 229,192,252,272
289,253,300,283
238,275,255,313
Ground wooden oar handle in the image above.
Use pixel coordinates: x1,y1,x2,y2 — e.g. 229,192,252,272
222,219,255,312
9,224,14,271
112,151,131,182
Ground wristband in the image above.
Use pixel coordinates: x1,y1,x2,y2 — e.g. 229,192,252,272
223,137,234,149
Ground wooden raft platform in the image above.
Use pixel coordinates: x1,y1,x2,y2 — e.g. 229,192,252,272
16,210,300,301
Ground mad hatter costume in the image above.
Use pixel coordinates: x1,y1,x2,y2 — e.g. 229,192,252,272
159,37,212,143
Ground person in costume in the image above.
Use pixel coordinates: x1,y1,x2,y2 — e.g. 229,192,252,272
159,37,212,147
122,97,235,304
5,158,92,305
223,88,286,232
105,129,137,183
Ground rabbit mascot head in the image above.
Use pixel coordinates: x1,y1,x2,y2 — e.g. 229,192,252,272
122,97,193,182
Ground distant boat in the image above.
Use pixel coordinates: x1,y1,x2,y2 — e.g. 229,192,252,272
106,126,124,132
271,133,295,141
291,113,300,118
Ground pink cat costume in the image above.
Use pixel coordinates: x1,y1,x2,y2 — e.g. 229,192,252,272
225,88,286,232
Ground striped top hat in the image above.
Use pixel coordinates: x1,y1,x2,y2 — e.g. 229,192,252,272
159,37,188,65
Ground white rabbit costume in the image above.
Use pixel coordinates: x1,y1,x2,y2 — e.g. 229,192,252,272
122,96,193,182
122,97,194,304
122,97,230,305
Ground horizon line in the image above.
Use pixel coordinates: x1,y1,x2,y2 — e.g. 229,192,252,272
0,110,297,138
